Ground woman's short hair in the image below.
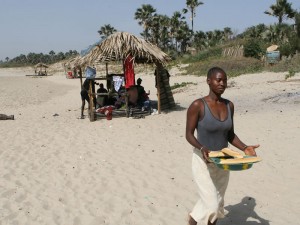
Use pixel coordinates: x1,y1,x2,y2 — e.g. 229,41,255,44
207,67,226,79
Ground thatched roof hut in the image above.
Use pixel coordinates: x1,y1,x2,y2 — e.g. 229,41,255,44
34,63,48,68
34,63,48,76
75,32,174,117
75,32,171,66
62,56,82,73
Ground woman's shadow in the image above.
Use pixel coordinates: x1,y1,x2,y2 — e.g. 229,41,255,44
218,197,270,225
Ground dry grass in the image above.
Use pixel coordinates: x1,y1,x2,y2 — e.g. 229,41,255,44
76,32,171,67
183,57,264,77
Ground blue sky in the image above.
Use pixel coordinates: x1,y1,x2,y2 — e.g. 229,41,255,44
1,0,300,61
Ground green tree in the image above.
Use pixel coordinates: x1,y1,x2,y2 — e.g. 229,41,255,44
263,23,293,44
264,0,296,24
194,31,208,50
170,11,187,51
49,50,55,63
27,53,37,64
148,14,170,48
176,21,192,53
64,50,78,59
5,57,9,62
295,12,300,38
294,12,300,52
241,24,268,39
14,54,27,64
56,52,65,61
223,27,233,41
185,0,203,33
49,50,55,55
97,24,117,40
134,4,156,40
156,15,171,49
244,39,263,59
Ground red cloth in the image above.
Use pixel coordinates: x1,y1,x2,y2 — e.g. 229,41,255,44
96,106,115,120
67,71,73,79
96,105,115,114
124,55,135,89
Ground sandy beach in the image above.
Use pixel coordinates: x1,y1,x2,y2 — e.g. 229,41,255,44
0,66,299,225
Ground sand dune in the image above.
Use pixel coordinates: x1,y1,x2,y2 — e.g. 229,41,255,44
0,67,299,225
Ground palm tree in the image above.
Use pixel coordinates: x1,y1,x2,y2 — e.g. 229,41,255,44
49,50,55,58
134,4,156,40
242,24,268,39
185,0,204,33
97,24,117,40
295,12,300,38
264,0,296,24
156,15,171,49
194,31,208,50
170,11,186,51
264,25,277,43
14,54,27,64
223,27,233,41
176,21,192,53
27,53,36,64
49,50,55,63
276,23,294,42
56,52,65,61
294,12,300,52
148,14,170,48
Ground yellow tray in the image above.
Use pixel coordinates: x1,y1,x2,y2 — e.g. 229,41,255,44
209,156,261,171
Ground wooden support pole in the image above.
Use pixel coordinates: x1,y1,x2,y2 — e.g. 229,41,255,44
105,63,109,91
79,67,83,88
123,57,130,117
88,80,95,122
155,63,161,114
105,63,108,76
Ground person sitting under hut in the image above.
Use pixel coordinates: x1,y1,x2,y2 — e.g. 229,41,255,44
106,81,119,106
96,83,108,108
114,87,127,109
136,78,149,102
135,78,150,109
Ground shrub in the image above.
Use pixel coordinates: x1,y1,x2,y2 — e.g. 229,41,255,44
183,57,263,77
171,82,196,90
280,42,294,57
244,39,263,59
285,69,296,80
181,46,223,63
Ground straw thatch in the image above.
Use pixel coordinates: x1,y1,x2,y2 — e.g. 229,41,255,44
76,32,171,66
63,56,81,69
34,63,48,68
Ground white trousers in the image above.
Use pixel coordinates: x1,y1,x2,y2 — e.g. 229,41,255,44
190,148,230,225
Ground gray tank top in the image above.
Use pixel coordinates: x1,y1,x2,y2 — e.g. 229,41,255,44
197,98,232,151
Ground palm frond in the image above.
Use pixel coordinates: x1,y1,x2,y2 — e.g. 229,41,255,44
76,32,171,67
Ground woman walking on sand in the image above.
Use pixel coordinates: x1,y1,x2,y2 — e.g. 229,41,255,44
185,67,259,225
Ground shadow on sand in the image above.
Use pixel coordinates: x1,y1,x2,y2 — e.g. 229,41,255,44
151,101,187,112
218,197,270,225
